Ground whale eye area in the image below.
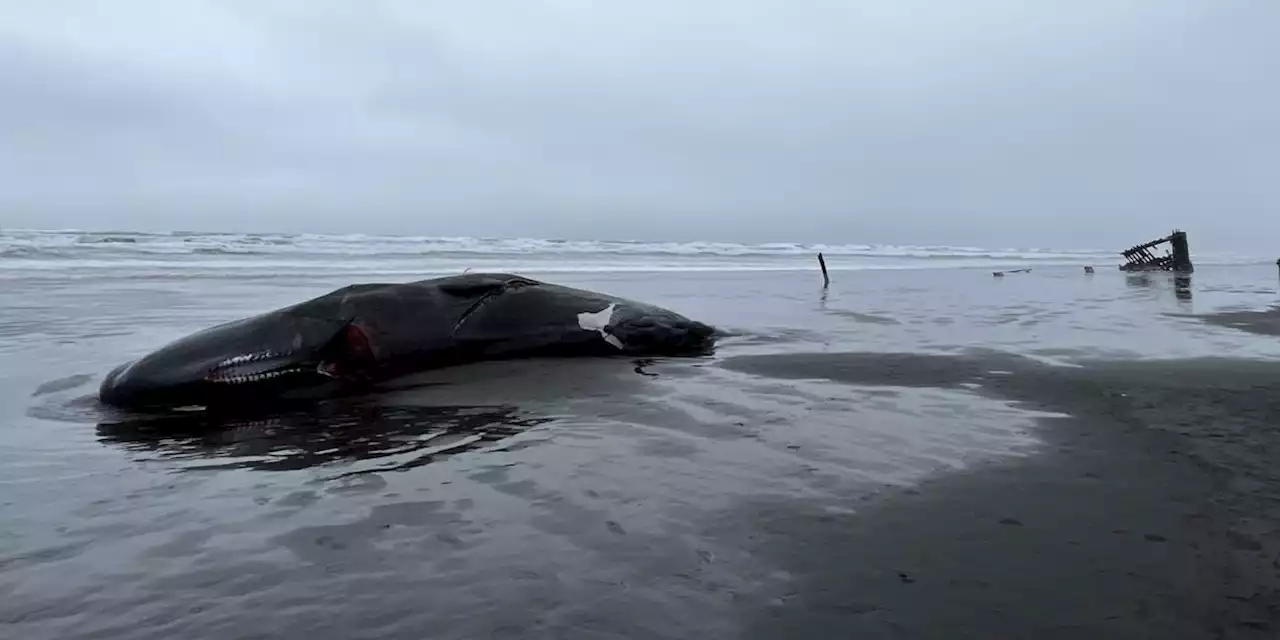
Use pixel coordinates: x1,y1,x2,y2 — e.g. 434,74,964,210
205,351,310,385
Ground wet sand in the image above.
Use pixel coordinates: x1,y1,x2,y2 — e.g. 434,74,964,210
721,351,1280,638
1201,304,1280,337
4,265,1280,638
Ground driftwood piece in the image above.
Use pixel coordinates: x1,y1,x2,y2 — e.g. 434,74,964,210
993,268,1031,277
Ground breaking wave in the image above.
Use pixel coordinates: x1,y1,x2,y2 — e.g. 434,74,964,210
0,228,1265,278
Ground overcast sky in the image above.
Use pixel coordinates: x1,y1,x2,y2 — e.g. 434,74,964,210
1,1,1275,250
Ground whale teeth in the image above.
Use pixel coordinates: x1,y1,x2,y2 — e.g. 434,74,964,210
213,350,293,370
207,365,312,385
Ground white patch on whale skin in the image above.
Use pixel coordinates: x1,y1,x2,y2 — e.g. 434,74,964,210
577,303,624,350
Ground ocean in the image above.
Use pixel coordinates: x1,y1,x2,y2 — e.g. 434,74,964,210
6,228,1262,278
3,228,1280,638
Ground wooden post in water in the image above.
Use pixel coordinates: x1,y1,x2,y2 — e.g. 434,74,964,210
1169,229,1194,273
817,252,830,288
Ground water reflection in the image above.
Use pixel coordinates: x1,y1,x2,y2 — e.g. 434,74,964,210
1123,273,1153,289
1174,274,1193,301
1123,271,1193,302
96,401,555,474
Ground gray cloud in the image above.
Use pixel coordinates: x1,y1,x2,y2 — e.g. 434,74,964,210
1,1,1276,251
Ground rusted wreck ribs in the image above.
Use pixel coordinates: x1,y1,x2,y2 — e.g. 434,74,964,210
1119,229,1194,273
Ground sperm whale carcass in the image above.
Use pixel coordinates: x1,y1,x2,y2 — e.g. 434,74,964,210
98,273,717,410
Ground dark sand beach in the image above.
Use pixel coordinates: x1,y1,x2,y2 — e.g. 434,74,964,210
4,256,1280,639
721,351,1280,638
1202,305,1280,337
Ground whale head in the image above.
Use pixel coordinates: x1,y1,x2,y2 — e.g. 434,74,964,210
98,310,377,410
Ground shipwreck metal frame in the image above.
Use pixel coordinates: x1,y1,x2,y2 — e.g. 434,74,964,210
1119,230,1194,273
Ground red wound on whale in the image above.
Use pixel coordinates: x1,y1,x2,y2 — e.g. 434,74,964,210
343,323,373,361
319,322,375,379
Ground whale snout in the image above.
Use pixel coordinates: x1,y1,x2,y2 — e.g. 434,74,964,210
96,312,375,410
98,357,191,409
98,360,136,405
101,361,130,387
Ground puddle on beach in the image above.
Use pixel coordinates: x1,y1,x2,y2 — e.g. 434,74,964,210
22,347,1054,492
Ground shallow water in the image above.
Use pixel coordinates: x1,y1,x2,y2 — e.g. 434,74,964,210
3,263,1279,638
